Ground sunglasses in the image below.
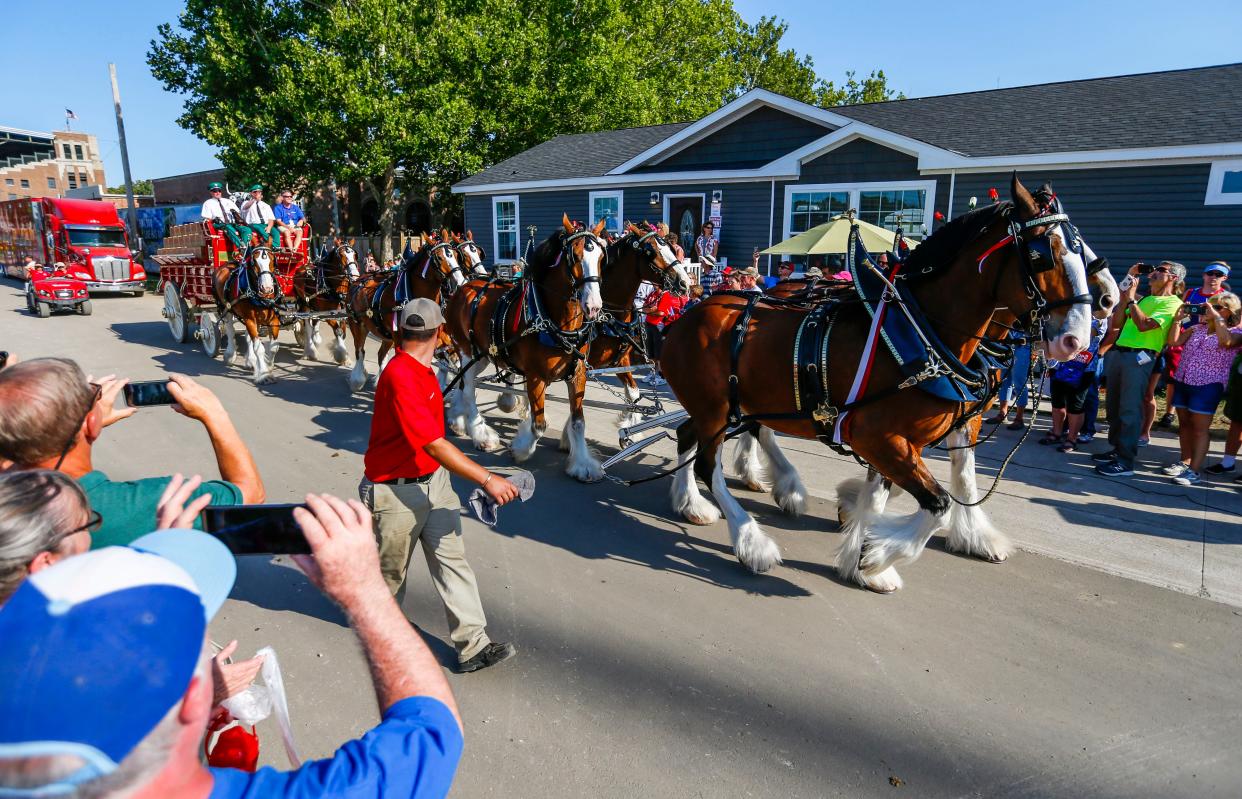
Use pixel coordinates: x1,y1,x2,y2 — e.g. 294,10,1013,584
53,382,101,471
65,509,104,537
1151,266,1171,274
211,189,222,193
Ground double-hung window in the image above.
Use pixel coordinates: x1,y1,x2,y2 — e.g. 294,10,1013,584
1205,160,1242,205
588,190,624,237
492,195,519,262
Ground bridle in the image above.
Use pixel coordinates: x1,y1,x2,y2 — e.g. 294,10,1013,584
422,240,471,294
453,239,487,272
626,229,688,295
977,198,1093,329
556,228,606,295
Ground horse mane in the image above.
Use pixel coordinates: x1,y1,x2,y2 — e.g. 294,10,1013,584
525,229,567,283
900,202,1012,279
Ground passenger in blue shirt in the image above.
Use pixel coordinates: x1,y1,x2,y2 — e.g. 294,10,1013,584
273,190,307,252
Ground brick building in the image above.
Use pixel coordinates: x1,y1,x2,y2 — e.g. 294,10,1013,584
0,126,106,201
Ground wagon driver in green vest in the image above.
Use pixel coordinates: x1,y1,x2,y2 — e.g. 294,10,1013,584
199,181,253,254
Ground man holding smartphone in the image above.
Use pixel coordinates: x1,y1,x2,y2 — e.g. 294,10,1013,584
0,360,264,547
1094,261,1184,477
361,298,520,673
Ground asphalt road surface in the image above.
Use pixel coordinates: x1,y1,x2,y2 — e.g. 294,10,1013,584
4,283,1241,798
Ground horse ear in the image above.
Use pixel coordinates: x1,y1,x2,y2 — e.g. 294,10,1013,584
562,213,575,233
1010,172,1038,219
441,228,450,241
466,230,473,241
592,217,608,236
452,232,462,243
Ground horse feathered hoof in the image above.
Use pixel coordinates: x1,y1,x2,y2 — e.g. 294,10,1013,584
862,567,903,594
496,392,521,414
735,522,782,573
565,459,604,484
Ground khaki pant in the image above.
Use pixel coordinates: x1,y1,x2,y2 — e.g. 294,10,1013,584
359,469,490,661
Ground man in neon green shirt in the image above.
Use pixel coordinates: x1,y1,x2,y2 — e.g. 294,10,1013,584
1094,261,1184,476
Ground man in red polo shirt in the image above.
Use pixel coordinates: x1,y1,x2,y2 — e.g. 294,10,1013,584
361,298,520,673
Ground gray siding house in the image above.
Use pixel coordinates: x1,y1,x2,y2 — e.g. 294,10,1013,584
453,64,1242,279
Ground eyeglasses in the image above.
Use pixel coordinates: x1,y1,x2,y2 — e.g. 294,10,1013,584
1151,266,1171,274
53,382,101,471
64,509,103,537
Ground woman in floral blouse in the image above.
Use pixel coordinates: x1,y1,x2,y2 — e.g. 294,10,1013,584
1162,292,1242,485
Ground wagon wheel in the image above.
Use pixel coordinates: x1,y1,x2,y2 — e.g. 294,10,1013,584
164,282,191,343
199,310,222,358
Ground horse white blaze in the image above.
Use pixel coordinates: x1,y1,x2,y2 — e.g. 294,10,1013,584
342,247,359,280
443,250,466,290
1045,224,1093,361
580,241,603,319
463,244,488,276
254,250,275,295
671,262,692,294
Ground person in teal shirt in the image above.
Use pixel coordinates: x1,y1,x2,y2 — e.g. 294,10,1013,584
0,360,265,546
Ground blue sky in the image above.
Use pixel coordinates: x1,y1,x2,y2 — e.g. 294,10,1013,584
2,0,1238,184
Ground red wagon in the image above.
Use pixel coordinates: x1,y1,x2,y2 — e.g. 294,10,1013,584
152,221,317,357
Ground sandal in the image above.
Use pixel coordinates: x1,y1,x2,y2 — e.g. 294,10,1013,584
1057,440,1076,453
1038,433,1062,445
984,414,1006,425
1007,418,1026,430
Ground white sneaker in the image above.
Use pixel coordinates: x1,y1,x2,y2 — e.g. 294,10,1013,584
1161,462,1189,477
1173,470,1201,486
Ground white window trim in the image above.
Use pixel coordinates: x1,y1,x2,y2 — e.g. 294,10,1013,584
588,190,624,234
1204,159,1242,205
782,180,937,244
491,194,520,263
662,192,706,233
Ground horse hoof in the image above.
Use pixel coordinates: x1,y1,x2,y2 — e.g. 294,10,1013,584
977,552,1008,564
743,478,766,493
736,523,782,573
861,566,903,594
566,462,604,484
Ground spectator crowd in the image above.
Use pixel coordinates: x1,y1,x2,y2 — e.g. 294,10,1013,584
0,240,1237,797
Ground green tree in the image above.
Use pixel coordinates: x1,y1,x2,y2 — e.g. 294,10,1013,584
149,0,902,251
106,178,153,195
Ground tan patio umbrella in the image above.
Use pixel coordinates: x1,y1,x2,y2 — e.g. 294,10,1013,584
761,214,918,256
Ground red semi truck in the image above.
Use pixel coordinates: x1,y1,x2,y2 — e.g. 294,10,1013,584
0,197,145,295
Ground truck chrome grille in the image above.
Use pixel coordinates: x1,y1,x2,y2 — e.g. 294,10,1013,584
90,256,128,282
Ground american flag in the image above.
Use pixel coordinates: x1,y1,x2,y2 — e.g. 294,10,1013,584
65,109,78,120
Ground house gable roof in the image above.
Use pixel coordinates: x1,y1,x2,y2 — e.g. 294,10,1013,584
453,122,692,189
831,62,1242,157
454,63,1242,193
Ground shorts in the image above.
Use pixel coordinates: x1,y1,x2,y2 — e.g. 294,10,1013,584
644,322,663,361
1050,376,1092,414
1170,380,1225,416
1224,353,1242,422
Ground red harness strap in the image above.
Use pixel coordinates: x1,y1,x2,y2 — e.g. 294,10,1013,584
976,235,1014,272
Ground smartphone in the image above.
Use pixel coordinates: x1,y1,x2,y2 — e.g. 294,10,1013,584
1135,263,1155,274
200,504,310,555
1184,303,1206,315
123,380,176,407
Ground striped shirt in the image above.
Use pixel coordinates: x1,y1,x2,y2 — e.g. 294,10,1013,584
699,268,724,293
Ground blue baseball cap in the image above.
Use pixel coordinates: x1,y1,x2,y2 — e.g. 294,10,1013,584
0,530,235,796
1205,262,1230,277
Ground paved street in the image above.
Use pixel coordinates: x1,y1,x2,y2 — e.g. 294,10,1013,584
5,281,1242,798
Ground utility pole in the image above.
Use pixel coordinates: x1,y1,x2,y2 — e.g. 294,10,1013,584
108,63,140,251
